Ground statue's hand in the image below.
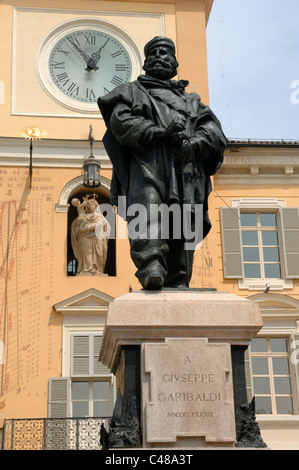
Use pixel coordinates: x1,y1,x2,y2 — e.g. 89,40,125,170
154,117,185,142
165,117,185,136
170,131,189,147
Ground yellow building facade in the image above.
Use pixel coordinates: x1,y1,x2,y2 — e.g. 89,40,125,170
1,0,299,450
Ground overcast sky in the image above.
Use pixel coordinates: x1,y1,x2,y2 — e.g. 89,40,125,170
206,0,299,140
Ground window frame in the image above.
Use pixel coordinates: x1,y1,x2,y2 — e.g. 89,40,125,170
249,335,297,416
240,210,284,281
51,290,116,419
71,377,113,418
220,198,296,290
69,332,114,418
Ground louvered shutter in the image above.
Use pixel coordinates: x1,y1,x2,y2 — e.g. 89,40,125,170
220,207,244,278
280,208,299,278
48,377,70,418
71,334,110,376
93,336,110,375
72,335,90,376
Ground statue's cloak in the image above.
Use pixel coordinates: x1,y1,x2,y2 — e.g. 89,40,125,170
98,75,226,239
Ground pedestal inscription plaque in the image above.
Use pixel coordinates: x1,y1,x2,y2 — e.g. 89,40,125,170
143,338,235,446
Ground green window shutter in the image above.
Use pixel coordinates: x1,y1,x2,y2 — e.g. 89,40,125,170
93,336,111,375
48,378,70,418
220,207,244,278
280,208,299,278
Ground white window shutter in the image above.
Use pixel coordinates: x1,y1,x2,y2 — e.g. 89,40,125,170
72,335,90,376
71,334,110,376
48,377,70,418
93,336,110,375
280,208,299,278
220,207,244,278
291,334,299,413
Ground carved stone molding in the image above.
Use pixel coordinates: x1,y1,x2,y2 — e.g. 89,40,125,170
56,175,111,212
216,145,299,185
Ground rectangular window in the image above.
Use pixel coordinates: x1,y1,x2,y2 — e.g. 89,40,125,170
71,379,111,418
241,212,282,279
70,334,113,418
250,337,295,415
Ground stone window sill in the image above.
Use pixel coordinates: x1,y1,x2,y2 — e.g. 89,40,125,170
238,278,293,291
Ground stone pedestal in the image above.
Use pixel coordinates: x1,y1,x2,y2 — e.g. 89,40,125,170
99,290,264,449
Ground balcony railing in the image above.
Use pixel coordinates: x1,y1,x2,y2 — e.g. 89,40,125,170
2,417,111,450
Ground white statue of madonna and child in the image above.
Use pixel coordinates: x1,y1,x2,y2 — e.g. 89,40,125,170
71,196,111,276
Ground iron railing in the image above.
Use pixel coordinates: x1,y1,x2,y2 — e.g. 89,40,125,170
2,417,111,450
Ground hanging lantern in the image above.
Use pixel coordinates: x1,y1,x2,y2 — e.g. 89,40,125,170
83,125,101,188
83,154,101,188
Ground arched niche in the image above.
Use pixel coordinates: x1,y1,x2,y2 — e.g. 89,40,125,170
57,175,116,277
56,175,111,211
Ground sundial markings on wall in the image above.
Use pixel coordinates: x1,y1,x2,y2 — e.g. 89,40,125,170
0,170,56,401
0,200,20,397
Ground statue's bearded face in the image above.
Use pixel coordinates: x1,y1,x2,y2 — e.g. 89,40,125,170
143,46,178,80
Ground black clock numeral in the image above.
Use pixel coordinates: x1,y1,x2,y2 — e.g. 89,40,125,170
115,64,128,72
57,72,70,86
110,75,123,87
111,50,122,58
72,36,81,46
57,47,70,56
86,88,96,100
85,34,96,45
53,61,65,69
103,87,111,95
68,82,80,96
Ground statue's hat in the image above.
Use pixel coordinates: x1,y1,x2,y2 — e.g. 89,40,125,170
144,36,176,57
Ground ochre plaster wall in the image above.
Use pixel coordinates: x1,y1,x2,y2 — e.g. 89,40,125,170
0,0,212,419
0,0,210,140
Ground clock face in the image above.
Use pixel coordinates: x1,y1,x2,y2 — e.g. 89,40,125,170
48,29,132,106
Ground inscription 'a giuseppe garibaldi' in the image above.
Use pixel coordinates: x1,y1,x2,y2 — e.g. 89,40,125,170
143,338,235,444
158,392,221,402
160,372,219,402
162,373,214,383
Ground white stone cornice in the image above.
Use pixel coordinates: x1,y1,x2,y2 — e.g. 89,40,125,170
216,150,299,185
0,137,112,169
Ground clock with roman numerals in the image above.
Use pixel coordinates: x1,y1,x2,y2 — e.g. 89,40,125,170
36,20,141,113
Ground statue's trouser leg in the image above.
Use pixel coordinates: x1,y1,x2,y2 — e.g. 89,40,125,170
128,210,169,287
164,236,195,287
127,185,194,287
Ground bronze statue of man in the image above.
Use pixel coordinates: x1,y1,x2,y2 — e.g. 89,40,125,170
98,36,226,290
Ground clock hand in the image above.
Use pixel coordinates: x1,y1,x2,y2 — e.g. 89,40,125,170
85,57,99,72
91,38,110,65
67,37,99,72
67,37,90,64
